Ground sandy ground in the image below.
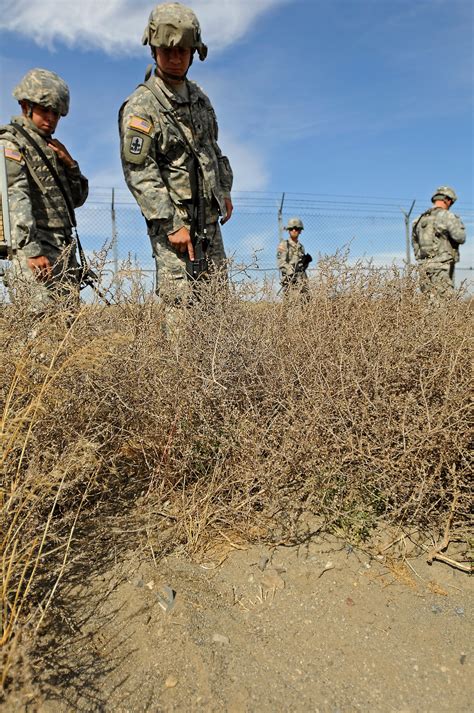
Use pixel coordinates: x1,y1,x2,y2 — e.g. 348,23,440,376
5,531,472,713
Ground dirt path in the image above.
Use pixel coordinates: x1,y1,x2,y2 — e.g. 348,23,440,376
6,535,473,712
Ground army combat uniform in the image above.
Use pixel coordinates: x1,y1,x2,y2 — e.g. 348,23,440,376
119,73,233,303
0,69,88,314
412,206,466,298
277,237,309,296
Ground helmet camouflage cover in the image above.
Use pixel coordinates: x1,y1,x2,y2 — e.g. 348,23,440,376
431,186,458,204
12,68,70,116
286,217,304,230
142,2,207,60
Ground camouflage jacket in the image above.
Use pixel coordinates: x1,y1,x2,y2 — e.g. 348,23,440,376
119,74,233,236
0,116,88,258
277,238,307,279
412,206,466,266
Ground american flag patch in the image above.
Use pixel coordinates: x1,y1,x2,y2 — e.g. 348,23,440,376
4,147,23,162
128,116,152,134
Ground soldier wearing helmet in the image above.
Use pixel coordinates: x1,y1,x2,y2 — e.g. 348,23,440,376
411,186,466,298
119,2,233,316
0,68,88,315
277,217,312,298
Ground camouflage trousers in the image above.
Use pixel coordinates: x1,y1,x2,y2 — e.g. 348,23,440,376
150,220,227,302
4,237,81,316
417,261,455,299
281,271,309,300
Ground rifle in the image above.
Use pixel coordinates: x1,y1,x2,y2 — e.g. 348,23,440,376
0,146,14,262
10,122,110,304
288,252,312,285
186,162,209,282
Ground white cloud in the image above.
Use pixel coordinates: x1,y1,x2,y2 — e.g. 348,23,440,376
0,0,288,55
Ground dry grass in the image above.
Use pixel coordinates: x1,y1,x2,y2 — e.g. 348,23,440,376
1,255,472,694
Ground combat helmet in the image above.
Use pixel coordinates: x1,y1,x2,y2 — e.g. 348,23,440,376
13,68,70,116
142,2,207,60
286,217,304,231
431,186,458,204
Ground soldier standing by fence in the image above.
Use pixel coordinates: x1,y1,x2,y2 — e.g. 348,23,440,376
119,2,233,315
0,68,88,316
411,186,466,298
277,217,312,298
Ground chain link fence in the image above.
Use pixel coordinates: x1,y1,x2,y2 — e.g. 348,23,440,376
3,188,471,298
76,188,473,294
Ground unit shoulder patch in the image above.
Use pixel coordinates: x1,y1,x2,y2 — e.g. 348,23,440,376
122,127,152,165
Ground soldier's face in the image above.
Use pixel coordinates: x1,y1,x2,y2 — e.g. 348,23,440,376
155,46,192,82
30,104,60,135
289,227,301,241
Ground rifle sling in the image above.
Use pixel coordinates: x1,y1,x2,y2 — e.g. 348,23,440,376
11,122,89,272
11,122,76,226
139,80,206,236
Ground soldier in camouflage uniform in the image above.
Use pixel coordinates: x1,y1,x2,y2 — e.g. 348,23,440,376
0,68,88,314
119,2,233,307
412,186,466,298
277,217,312,297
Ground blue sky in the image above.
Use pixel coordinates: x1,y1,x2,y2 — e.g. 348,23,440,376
1,0,472,280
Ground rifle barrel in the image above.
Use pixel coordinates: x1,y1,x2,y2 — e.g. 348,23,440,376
0,146,13,257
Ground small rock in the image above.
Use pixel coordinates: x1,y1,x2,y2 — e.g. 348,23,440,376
460,653,466,665
345,597,355,607
431,604,443,614
132,578,144,588
165,675,178,688
454,607,464,617
156,586,176,612
261,569,285,590
212,633,230,645
145,580,154,590
258,555,269,572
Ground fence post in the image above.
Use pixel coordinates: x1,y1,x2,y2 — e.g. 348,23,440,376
111,187,118,276
278,192,285,241
401,199,416,266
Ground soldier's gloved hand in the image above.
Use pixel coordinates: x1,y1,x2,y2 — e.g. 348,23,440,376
220,197,233,225
168,227,195,261
28,255,52,282
48,139,76,169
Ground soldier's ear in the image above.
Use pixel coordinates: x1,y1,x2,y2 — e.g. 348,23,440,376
19,100,31,117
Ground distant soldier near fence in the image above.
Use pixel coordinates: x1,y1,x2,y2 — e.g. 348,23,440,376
411,186,466,298
119,2,233,316
0,68,89,316
277,217,312,298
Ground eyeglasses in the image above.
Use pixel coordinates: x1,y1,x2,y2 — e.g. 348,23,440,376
289,227,302,231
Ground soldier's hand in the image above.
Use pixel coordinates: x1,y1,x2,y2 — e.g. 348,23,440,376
27,255,52,281
48,139,76,169
168,227,195,261
220,197,233,225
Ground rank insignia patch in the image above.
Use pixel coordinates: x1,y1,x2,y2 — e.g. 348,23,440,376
129,136,144,155
129,116,152,134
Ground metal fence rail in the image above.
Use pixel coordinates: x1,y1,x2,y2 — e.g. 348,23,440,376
1,188,471,300
75,188,473,292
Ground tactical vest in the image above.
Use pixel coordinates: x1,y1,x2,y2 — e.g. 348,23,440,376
413,208,440,259
0,119,74,234
413,207,458,262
